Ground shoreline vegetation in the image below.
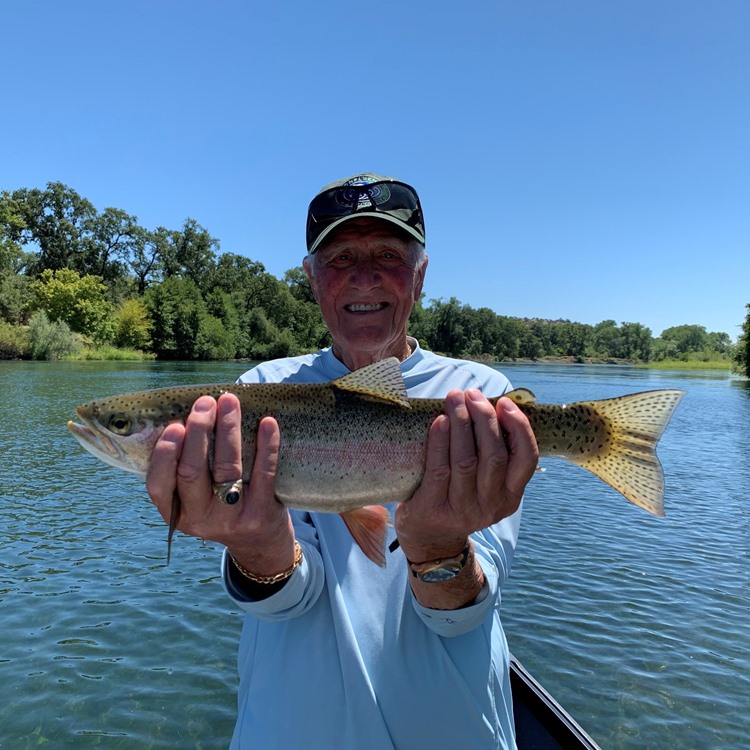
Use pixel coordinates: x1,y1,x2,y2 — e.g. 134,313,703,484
0,339,735,373
1,182,748,376
466,354,735,371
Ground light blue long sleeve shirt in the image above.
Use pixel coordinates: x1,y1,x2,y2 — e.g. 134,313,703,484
222,340,521,749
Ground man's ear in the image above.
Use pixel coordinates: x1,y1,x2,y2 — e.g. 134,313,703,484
303,257,319,303
414,255,428,301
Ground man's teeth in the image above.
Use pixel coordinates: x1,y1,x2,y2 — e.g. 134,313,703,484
346,303,385,312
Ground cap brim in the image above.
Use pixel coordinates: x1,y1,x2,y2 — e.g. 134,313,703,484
308,213,425,253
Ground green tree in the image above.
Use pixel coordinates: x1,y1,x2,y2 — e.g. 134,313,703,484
160,218,218,293
518,326,544,359
284,266,317,304
1,191,35,324
13,182,98,276
659,325,709,356
245,307,297,360
0,191,29,268
194,314,236,360
407,296,432,346
212,253,323,354
113,298,152,350
591,320,622,358
706,331,732,355
31,268,114,343
206,288,247,356
144,277,209,359
734,304,750,377
89,206,144,285
0,271,32,325
461,306,497,358
127,226,168,294
495,317,527,360
620,322,653,361
212,253,267,294
429,297,470,355
552,321,591,358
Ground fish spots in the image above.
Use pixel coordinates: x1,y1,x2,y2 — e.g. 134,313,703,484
71,377,684,522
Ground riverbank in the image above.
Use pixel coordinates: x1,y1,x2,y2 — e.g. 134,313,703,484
1,338,739,374
488,354,737,372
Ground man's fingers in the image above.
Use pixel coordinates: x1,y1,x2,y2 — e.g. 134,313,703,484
212,393,244,483
465,389,507,507
446,389,478,501
146,422,184,523
497,397,538,499
395,413,450,540
177,396,216,485
247,416,280,501
416,414,451,500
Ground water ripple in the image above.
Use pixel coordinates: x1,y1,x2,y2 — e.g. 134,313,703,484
2,361,750,748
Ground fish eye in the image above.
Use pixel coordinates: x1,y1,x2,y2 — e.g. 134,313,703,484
107,414,132,435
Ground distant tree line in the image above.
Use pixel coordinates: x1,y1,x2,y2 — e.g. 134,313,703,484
0,182,743,369
408,298,734,364
736,304,750,377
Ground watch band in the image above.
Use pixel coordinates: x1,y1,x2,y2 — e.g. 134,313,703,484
408,544,471,583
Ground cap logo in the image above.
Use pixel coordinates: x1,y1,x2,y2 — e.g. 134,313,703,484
337,178,392,212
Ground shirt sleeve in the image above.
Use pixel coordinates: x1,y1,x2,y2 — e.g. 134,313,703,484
222,514,326,622
408,503,522,637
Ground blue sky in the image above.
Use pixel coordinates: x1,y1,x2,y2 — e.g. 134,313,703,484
3,1,749,340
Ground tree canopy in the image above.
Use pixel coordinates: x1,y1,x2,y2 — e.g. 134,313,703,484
735,305,750,377
0,182,741,366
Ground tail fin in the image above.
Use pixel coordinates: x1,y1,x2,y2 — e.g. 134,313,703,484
568,389,685,516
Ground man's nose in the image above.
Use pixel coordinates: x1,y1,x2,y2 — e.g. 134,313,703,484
348,259,381,288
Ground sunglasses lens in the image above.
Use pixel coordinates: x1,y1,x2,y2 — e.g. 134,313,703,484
307,181,423,250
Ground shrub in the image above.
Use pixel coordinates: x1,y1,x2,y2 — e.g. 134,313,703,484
0,321,28,359
27,311,81,360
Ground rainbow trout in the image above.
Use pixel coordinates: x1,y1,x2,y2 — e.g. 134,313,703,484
67,357,685,564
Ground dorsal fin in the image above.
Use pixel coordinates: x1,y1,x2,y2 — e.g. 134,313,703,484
504,387,537,405
332,357,411,408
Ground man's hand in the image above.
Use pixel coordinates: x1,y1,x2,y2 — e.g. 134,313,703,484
394,389,538,607
145,393,296,577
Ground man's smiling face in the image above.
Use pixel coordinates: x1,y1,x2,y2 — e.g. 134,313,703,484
304,219,427,371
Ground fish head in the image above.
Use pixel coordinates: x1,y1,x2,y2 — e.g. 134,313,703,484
67,391,192,476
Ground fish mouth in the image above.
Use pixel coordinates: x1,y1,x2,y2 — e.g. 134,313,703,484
67,411,159,477
67,418,120,460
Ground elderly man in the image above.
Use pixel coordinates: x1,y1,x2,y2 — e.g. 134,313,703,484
147,173,538,749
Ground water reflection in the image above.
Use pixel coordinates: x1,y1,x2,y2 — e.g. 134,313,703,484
1,360,749,749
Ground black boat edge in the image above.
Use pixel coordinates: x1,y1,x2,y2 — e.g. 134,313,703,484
510,655,603,750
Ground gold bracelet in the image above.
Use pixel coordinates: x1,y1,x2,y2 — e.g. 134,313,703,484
230,541,303,585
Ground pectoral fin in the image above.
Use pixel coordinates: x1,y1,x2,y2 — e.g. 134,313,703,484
340,505,392,566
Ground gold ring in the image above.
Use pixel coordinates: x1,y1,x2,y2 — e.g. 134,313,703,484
212,479,244,505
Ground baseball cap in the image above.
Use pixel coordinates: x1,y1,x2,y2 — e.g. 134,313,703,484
306,173,425,253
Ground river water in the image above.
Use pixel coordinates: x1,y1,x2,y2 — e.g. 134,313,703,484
1,360,748,748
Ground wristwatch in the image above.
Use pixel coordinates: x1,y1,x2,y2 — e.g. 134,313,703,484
408,544,471,583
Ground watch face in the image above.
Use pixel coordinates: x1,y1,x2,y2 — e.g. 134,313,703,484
419,564,461,583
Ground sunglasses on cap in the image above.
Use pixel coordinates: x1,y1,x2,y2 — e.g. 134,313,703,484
306,180,425,253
